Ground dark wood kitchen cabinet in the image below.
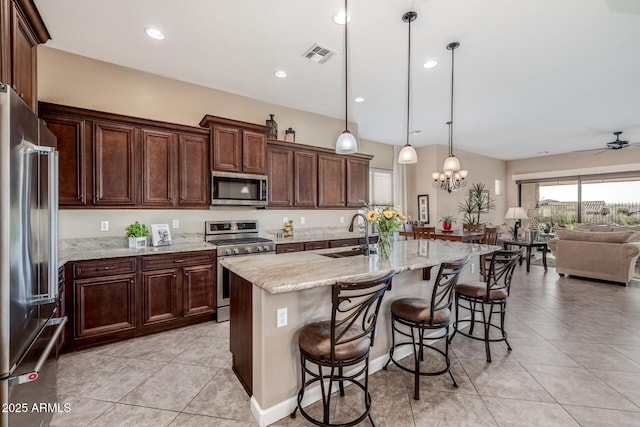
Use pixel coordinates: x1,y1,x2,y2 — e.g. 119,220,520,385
294,150,317,207
93,121,137,206
200,115,269,175
0,0,50,113
63,250,216,351
346,158,369,208
38,102,211,209
266,145,294,207
71,257,137,340
318,154,347,208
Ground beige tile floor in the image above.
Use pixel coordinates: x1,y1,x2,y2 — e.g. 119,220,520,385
52,265,640,426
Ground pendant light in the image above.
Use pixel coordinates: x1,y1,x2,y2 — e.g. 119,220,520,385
398,12,418,164
335,0,358,154
431,42,468,192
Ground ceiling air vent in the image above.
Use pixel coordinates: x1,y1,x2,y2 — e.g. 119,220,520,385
302,43,336,64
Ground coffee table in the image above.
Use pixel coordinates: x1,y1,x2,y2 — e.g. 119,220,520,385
502,239,548,272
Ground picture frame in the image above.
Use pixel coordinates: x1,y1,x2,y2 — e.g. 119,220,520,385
150,224,172,247
472,189,491,213
417,194,430,224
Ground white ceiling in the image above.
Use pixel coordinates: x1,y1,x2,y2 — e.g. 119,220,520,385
34,0,640,160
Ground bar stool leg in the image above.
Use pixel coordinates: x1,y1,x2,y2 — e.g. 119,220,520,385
445,331,458,388
469,301,477,335
449,294,460,343
501,301,512,351
338,367,345,397
483,304,493,363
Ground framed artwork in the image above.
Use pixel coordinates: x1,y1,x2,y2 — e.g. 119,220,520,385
150,224,172,246
417,194,430,224
472,189,491,213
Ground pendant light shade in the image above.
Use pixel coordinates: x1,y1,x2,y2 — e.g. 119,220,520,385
336,130,358,154
397,11,418,164
335,0,358,155
443,155,461,171
398,144,418,164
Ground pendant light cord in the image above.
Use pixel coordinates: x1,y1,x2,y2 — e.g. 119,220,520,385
448,44,456,157
344,0,349,132
406,16,411,147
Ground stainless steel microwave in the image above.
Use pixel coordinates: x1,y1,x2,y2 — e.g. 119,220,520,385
211,171,268,206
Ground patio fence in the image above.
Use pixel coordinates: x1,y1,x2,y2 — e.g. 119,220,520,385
537,201,640,229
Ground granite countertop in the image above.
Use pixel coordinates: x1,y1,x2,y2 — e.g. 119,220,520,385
58,233,215,267
220,239,500,294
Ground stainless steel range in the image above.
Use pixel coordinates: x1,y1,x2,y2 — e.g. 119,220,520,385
205,220,274,322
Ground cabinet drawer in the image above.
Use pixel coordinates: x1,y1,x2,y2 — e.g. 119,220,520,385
329,239,359,248
304,241,329,251
73,257,136,279
276,243,305,254
142,251,215,271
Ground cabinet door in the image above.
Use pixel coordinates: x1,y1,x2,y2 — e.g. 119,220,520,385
178,133,209,207
294,151,317,207
182,264,215,317
142,269,179,325
318,154,346,208
242,131,266,174
346,158,369,208
212,126,241,172
141,129,175,207
93,122,137,205
42,115,87,206
74,273,136,338
10,2,37,112
267,146,293,207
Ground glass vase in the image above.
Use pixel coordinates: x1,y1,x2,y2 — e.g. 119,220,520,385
378,232,391,259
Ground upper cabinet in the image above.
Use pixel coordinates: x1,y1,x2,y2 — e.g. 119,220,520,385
266,139,371,209
199,115,269,175
39,102,211,209
0,0,50,112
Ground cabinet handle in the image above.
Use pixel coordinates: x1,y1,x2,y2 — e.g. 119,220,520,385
173,274,177,278
130,279,134,284
99,266,114,271
19,93,24,99
12,84,16,90
173,259,184,263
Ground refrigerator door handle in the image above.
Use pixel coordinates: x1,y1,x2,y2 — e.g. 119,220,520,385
7,316,67,386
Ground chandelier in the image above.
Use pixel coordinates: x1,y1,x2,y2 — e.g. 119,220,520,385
432,42,468,193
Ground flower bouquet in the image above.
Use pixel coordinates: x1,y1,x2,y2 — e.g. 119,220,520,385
364,204,405,259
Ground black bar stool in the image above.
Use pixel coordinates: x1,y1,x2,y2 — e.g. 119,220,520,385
449,250,521,362
290,271,396,427
383,258,468,400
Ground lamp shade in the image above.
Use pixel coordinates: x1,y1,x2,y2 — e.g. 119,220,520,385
398,144,417,164
505,207,528,220
336,131,358,154
443,155,460,171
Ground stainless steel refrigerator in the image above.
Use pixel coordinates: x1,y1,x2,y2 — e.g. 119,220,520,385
0,84,66,426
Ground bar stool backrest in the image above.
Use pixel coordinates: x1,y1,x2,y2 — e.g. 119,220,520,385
486,250,521,298
330,271,396,359
428,257,469,326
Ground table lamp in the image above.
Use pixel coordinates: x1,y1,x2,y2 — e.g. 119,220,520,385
505,207,528,240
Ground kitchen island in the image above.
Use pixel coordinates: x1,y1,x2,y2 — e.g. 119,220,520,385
220,238,499,426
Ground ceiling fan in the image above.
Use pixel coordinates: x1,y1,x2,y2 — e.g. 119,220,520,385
606,131,631,150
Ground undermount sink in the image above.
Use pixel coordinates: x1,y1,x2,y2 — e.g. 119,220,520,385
320,247,377,258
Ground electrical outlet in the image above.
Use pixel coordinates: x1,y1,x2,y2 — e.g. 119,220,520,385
100,221,109,232
277,308,288,328
283,216,288,224
340,216,344,223
300,216,306,225
172,219,180,229
471,263,475,274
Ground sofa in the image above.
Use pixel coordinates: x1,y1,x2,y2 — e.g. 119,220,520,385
548,227,640,286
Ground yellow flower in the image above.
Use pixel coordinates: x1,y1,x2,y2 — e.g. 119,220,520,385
366,210,378,221
383,210,394,220
398,213,405,220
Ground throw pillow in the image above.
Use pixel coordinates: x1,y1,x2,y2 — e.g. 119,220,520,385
556,229,634,243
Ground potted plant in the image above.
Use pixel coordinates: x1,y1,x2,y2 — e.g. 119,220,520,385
457,182,496,224
125,221,150,249
441,215,456,231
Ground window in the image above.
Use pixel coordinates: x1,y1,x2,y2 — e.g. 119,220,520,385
369,168,393,207
518,172,640,230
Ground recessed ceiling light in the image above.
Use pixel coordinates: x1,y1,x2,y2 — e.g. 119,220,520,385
145,27,166,40
354,97,365,103
423,59,438,69
333,11,352,25
274,70,288,78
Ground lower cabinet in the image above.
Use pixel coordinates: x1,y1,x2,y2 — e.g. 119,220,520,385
66,251,216,351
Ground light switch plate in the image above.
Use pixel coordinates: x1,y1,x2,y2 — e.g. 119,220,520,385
100,221,109,231
300,217,306,225
172,219,179,229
